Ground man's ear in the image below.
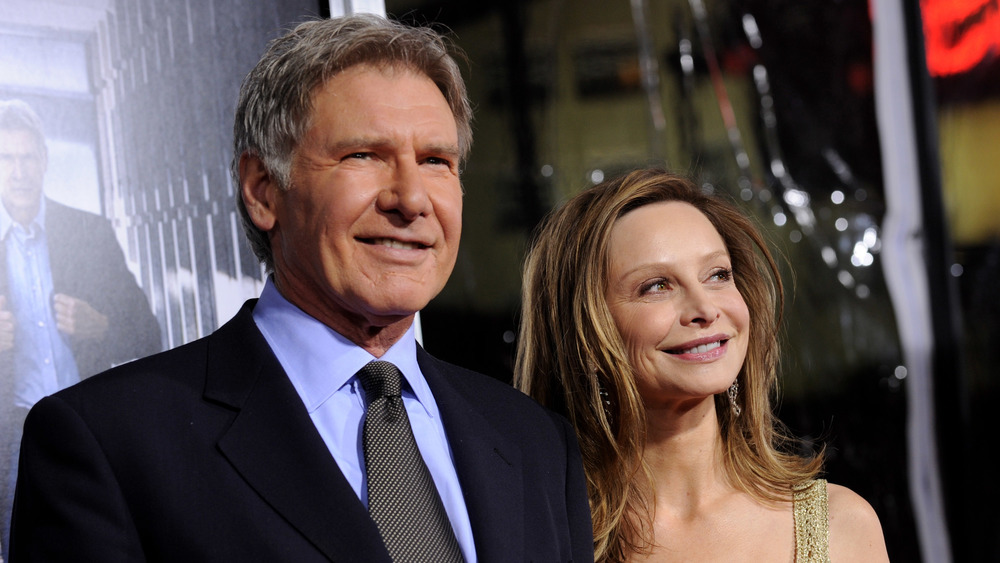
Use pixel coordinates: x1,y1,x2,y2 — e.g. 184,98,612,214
239,153,278,232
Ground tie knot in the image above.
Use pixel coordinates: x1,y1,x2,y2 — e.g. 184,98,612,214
358,361,403,403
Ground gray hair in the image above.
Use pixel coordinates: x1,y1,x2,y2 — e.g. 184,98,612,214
232,14,473,271
0,99,47,154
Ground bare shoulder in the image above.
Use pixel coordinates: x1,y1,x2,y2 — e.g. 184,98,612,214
826,482,890,562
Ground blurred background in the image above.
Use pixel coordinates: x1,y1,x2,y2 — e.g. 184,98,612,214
1,0,997,560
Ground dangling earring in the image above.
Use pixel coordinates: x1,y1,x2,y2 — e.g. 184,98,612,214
728,380,742,417
591,361,614,425
598,381,613,425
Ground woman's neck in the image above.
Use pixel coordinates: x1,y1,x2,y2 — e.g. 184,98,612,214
641,397,730,514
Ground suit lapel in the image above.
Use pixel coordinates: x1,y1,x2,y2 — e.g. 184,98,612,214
419,349,525,561
206,302,390,563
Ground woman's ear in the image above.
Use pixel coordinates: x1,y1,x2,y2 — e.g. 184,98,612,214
239,153,278,232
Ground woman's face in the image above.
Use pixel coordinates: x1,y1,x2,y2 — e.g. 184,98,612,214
605,201,750,410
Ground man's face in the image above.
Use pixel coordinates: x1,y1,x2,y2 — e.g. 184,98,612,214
0,128,46,225
245,65,463,347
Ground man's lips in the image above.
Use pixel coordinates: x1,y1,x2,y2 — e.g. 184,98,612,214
8,185,40,195
358,237,429,250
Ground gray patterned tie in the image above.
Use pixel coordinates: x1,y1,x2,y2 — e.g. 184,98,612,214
358,361,465,563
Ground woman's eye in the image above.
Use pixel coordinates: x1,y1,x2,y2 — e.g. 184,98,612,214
642,280,669,294
711,268,733,282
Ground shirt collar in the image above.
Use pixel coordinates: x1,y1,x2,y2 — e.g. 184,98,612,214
252,277,434,415
0,197,45,240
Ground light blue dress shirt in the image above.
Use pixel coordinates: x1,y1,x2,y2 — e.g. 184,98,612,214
252,278,476,562
1,198,80,409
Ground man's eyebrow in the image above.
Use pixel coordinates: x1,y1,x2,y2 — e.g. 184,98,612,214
324,137,460,158
325,136,385,152
421,143,461,158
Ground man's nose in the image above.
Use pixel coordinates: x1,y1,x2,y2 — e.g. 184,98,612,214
10,156,36,178
377,159,431,220
11,157,26,177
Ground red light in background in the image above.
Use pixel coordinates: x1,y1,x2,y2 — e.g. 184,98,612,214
921,0,1000,76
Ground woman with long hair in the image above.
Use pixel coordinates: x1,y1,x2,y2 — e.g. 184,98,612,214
515,168,888,561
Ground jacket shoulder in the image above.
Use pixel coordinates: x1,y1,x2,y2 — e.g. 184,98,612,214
52,300,261,408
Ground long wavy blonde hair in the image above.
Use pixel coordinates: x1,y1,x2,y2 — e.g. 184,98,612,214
514,169,824,562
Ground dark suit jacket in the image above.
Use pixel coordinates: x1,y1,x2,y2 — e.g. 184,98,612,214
9,300,594,562
0,198,161,379
1,199,162,557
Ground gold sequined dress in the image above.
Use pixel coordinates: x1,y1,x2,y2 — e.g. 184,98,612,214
792,479,830,562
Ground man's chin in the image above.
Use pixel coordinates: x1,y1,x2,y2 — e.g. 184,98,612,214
357,286,442,322
360,306,424,330
2,195,42,222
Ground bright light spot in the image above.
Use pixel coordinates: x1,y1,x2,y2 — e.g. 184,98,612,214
783,188,809,208
831,190,845,205
540,164,553,177
681,54,694,73
680,39,693,72
851,242,873,267
770,159,786,179
835,217,849,231
742,14,762,48
894,365,908,380
821,246,838,267
773,212,787,226
590,169,604,184
837,269,855,288
851,252,874,267
863,227,878,248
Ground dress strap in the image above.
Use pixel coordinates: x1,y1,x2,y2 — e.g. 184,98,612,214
792,478,831,562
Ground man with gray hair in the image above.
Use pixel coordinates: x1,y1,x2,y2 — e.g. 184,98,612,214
10,16,592,562
0,99,161,558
